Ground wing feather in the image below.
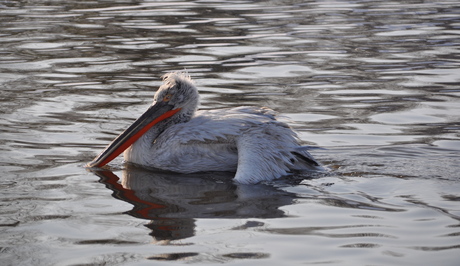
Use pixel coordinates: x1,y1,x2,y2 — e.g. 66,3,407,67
234,122,299,184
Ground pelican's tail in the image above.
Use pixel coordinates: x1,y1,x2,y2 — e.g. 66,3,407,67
290,146,326,172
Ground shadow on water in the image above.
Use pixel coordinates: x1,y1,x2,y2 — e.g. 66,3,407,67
91,165,296,241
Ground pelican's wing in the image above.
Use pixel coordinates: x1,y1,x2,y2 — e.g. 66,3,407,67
157,106,323,183
232,120,324,184
164,107,278,144
233,121,298,184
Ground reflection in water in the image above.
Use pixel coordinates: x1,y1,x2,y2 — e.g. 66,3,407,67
93,165,296,241
92,163,410,244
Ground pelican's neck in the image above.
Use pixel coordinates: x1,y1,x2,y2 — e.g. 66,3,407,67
147,106,195,142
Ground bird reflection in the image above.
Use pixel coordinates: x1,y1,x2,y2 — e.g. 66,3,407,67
91,165,297,242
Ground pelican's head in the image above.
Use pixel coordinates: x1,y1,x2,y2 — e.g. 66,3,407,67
86,72,199,168
154,72,200,117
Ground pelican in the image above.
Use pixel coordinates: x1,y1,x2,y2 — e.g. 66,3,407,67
87,72,324,184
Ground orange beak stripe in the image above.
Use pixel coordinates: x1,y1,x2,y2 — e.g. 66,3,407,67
93,108,181,168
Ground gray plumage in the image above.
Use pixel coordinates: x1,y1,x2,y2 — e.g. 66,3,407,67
124,72,324,184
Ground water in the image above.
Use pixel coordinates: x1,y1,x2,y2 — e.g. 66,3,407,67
1,0,459,265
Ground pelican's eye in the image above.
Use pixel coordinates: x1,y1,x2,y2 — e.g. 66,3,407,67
163,94,173,102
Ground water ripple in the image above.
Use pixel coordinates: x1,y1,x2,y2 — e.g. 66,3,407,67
1,0,459,265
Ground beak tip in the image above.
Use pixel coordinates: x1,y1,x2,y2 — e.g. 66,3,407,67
85,160,102,169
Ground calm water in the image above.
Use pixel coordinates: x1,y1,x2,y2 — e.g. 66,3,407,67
1,0,460,265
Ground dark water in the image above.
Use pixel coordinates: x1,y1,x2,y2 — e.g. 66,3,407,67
1,0,460,265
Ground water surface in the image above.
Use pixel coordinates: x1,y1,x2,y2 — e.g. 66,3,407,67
1,0,459,265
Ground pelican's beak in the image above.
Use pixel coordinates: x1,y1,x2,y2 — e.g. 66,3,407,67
86,101,181,168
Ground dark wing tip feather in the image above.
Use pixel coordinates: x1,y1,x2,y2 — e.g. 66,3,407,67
291,151,320,166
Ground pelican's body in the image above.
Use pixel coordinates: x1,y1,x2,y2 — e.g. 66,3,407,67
88,73,324,184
